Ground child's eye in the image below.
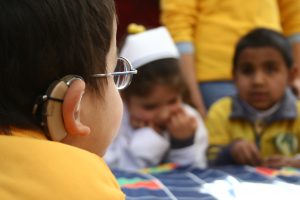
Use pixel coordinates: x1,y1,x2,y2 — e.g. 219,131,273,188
264,61,278,74
143,104,158,110
238,64,254,75
168,98,179,105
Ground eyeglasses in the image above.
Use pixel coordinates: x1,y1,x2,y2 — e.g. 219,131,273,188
91,57,137,90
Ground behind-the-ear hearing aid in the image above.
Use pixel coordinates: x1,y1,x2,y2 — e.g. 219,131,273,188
32,75,83,141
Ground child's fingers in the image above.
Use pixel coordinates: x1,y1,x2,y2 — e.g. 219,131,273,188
234,146,248,164
248,143,262,166
264,159,285,168
172,106,185,115
166,110,197,140
263,155,287,168
188,116,198,131
168,112,195,130
264,155,282,162
171,109,192,123
239,143,260,166
168,106,186,121
239,145,253,164
173,111,187,125
231,140,261,165
167,116,183,133
167,111,182,128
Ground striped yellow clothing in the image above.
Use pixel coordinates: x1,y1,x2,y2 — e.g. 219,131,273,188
206,92,300,165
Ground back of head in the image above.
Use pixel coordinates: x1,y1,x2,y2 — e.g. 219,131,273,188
119,26,184,97
233,28,293,71
0,0,115,133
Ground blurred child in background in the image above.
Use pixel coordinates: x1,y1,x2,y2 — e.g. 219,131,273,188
105,26,208,171
206,28,300,168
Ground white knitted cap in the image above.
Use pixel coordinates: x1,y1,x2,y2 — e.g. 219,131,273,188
120,26,179,69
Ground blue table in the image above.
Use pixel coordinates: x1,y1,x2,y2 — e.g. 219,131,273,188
113,164,300,200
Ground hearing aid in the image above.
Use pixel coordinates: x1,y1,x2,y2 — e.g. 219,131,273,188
34,75,83,141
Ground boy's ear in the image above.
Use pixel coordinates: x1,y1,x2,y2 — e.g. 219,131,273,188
62,79,91,136
289,65,298,83
289,65,300,97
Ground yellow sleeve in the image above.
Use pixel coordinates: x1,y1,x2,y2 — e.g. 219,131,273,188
205,98,232,162
295,101,300,152
278,0,300,36
160,0,197,42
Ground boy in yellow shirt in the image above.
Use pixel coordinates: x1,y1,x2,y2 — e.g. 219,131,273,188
0,0,137,199
206,28,300,168
161,0,300,116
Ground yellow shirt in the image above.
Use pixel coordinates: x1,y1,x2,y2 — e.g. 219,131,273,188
0,129,125,200
206,97,300,163
161,0,300,82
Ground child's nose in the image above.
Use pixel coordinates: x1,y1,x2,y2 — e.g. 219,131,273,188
156,108,170,122
156,103,180,124
155,108,170,124
253,71,265,84
169,104,180,112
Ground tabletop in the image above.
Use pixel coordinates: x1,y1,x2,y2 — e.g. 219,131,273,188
113,163,300,200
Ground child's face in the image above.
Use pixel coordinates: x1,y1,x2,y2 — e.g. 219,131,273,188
234,47,292,110
126,84,182,130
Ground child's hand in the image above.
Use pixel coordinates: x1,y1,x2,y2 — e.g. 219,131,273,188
262,155,300,168
166,107,197,140
230,140,262,166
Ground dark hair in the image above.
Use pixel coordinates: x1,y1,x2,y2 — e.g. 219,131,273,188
233,28,293,71
0,0,115,133
122,58,185,98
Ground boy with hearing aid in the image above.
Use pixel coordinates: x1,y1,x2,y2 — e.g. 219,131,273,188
105,26,208,171
206,28,300,168
0,0,138,199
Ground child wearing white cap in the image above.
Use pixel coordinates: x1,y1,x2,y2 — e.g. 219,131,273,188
104,26,208,171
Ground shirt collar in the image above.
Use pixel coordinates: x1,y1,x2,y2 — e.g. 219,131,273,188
10,128,47,140
230,89,297,123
